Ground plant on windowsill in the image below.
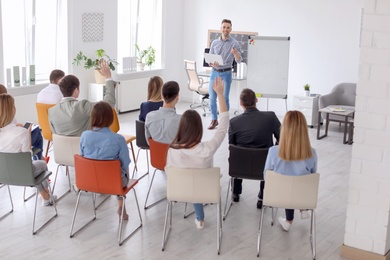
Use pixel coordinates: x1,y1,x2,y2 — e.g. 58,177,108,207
72,49,119,83
304,83,310,96
135,44,156,71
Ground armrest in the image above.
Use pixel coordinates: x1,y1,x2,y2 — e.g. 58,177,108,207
319,93,336,109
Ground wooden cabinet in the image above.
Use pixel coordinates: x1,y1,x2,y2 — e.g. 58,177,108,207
293,95,321,127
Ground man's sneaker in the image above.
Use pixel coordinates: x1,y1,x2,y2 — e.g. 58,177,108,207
195,219,204,230
232,193,240,202
278,217,291,232
257,199,263,209
42,195,57,206
301,210,310,219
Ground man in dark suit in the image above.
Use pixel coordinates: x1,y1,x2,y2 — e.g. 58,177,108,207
229,88,281,208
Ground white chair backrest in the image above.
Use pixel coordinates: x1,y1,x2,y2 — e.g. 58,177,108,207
165,166,221,204
184,59,204,92
52,134,81,167
264,170,320,210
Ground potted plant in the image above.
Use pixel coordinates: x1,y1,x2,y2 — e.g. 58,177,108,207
135,44,156,70
304,84,310,96
72,49,118,83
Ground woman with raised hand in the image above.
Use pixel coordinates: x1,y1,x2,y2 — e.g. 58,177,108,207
167,76,228,230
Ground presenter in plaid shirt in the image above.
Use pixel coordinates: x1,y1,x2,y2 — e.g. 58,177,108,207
207,19,242,130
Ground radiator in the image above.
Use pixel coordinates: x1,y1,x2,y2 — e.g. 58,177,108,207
88,78,148,113
117,78,148,113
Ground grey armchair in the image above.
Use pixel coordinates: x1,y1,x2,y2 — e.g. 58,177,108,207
319,82,356,122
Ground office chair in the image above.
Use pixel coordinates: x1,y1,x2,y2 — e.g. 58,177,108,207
184,59,209,116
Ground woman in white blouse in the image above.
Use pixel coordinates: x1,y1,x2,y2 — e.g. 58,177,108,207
0,94,55,206
166,77,228,229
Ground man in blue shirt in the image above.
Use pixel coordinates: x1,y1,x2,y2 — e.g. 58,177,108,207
208,19,242,130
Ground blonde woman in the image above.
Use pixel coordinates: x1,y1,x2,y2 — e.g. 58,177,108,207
139,76,164,121
0,94,56,206
263,110,317,232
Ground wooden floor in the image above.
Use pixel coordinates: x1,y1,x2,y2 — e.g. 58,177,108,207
0,101,353,260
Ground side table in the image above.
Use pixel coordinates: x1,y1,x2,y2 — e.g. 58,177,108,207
317,106,355,144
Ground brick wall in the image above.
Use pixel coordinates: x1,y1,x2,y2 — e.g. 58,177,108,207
345,0,390,255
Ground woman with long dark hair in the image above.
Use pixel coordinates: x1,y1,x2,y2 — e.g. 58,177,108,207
167,77,228,229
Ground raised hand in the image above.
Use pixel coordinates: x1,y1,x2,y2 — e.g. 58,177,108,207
97,60,112,79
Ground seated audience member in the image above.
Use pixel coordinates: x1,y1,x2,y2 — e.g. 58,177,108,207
49,61,116,136
0,84,6,94
0,84,45,160
145,81,181,144
263,110,317,232
167,77,227,229
80,101,131,220
37,69,65,104
0,94,56,206
139,76,164,121
229,88,281,209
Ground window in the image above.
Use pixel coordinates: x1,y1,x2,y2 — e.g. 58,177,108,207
117,0,162,72
0,0,67,86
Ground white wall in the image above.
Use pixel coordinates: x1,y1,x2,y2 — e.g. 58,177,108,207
11,0,363,122
182,0,364,113
344,0,390,255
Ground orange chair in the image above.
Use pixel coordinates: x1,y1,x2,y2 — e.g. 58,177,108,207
109,107,137,171
36,103,55,158
144,138,169,209
70,155,142,246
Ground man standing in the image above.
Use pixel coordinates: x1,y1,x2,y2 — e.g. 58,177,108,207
229,88,281,209
37,69,65,104
208,18,242,130
49,61,116,136
145,81,181,144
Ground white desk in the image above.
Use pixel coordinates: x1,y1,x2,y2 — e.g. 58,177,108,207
198,71,246,115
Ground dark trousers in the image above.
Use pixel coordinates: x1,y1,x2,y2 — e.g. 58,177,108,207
232,178,265,200
285,209,294,221
31,128,43,160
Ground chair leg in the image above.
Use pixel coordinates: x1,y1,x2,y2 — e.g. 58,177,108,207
223,178,233,220
144,169,166,209
217,201,223,255
94,193,111,210
271,207,278,226
162,201,173,251
310,209,316,260
0,185,14,221
132,148,149,180
118,189,143,246
52,165,72,202
257,205,266,257
129,141,138,172
23,187,36,202
70,191,97,238
32,185,58,235
44,140,51,158
183,202,195,218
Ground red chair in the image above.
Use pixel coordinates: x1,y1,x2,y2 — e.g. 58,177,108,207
70,155,142,246
144,138,169,209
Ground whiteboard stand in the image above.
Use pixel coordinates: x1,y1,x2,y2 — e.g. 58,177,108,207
261,94,288,112
259,94,288,112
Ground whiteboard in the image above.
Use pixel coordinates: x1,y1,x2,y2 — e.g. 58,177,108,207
247,36,290,99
